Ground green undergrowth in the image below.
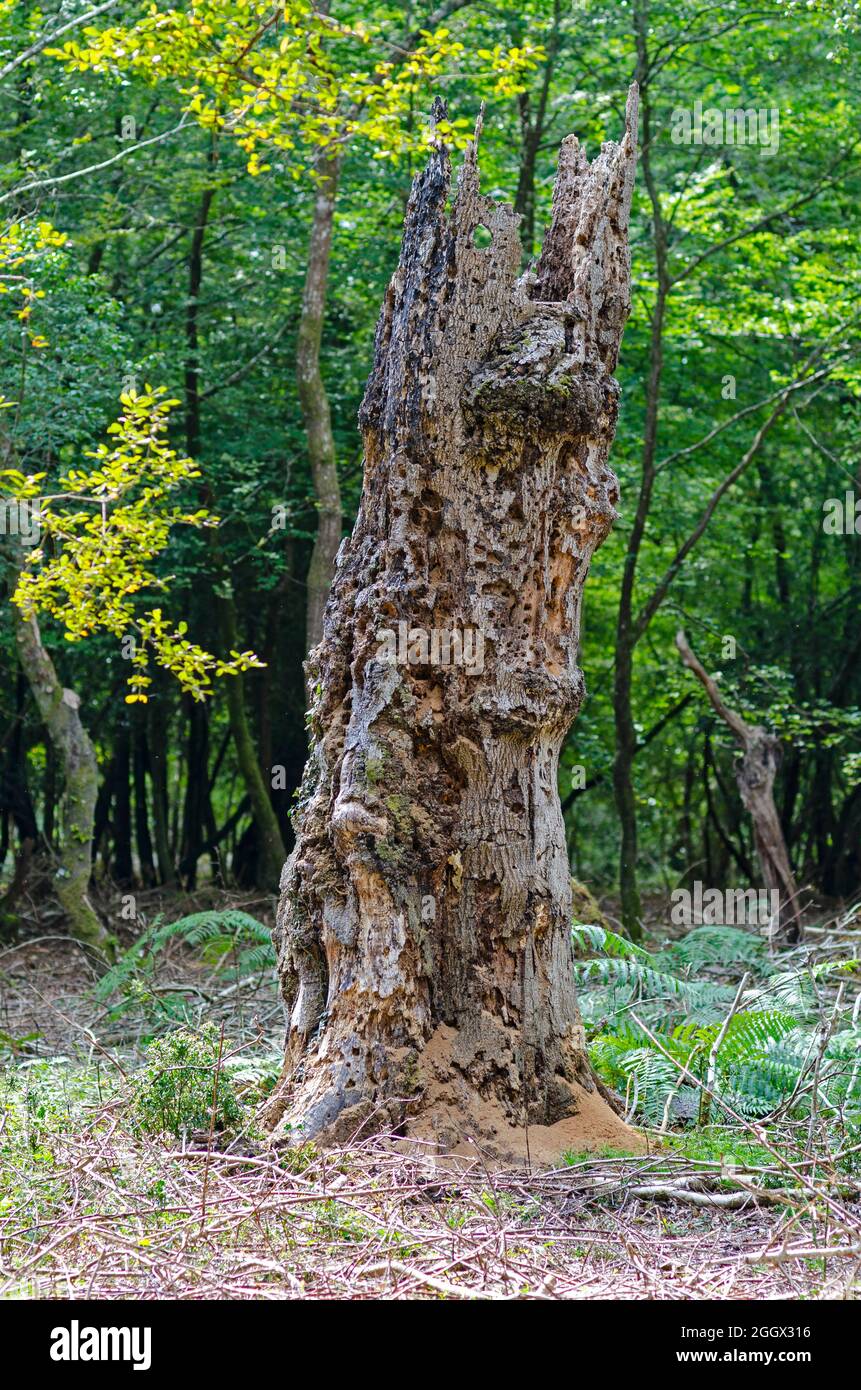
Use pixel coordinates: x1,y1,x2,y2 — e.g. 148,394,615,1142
573,920,861,1166
1,906,858,1276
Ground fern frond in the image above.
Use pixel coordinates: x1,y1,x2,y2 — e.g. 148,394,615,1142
94,908,274,1008
571,923,650,961
658,925,768,975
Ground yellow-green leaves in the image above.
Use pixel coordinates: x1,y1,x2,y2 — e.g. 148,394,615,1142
0,219,67,347
47,2,543,172
5,387,263,703
0,466,44,497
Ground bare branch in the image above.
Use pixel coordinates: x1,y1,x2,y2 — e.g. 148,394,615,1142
0,117,191,207
0,0,121,83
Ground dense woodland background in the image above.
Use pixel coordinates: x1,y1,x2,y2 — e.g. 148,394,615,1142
1,0,860,936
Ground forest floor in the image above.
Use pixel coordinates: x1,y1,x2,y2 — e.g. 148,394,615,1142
1,892,860,1301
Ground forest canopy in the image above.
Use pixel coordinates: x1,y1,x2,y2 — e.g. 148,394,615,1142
2,0,858,927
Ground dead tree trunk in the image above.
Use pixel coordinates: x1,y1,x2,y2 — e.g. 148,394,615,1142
267,92,640,1162
675,630,803,942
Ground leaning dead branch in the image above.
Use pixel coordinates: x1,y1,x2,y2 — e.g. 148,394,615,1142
676,628,803,941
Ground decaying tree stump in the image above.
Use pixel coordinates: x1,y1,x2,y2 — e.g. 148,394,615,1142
675,630,803,943
266,91,641,1162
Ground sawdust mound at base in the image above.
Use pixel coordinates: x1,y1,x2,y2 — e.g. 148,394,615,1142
409,1024,647,1170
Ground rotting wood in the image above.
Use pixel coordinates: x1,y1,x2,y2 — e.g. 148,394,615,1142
266,90,641,1163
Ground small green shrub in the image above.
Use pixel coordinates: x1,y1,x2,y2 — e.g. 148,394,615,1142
129,1024,241,1138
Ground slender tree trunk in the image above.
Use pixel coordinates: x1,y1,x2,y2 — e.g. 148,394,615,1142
3,674,38,845
185,176,216,458
179,696,210,888
133,714,156,887
146,693,174,885
297,152,343,660
92,750,114,872
703,734,753,881
113,722,133,886
0,837,35,940
680,739,696,885
612,634,644,937
611,33,668,941
513,0,562,259
217,592,287,891
676,631,803,941
0,676,37,935
266,95,641,1162
13,607,111,951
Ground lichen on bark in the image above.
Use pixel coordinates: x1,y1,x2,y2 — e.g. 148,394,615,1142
267,90,640,1161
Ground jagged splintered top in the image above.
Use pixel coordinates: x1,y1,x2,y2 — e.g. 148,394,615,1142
360,85,638,442
439,83,637,337
533,85,638,289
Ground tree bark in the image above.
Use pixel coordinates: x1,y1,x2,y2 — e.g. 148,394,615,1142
267,93,640,1163
676,630,803,942
13,607,112,952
